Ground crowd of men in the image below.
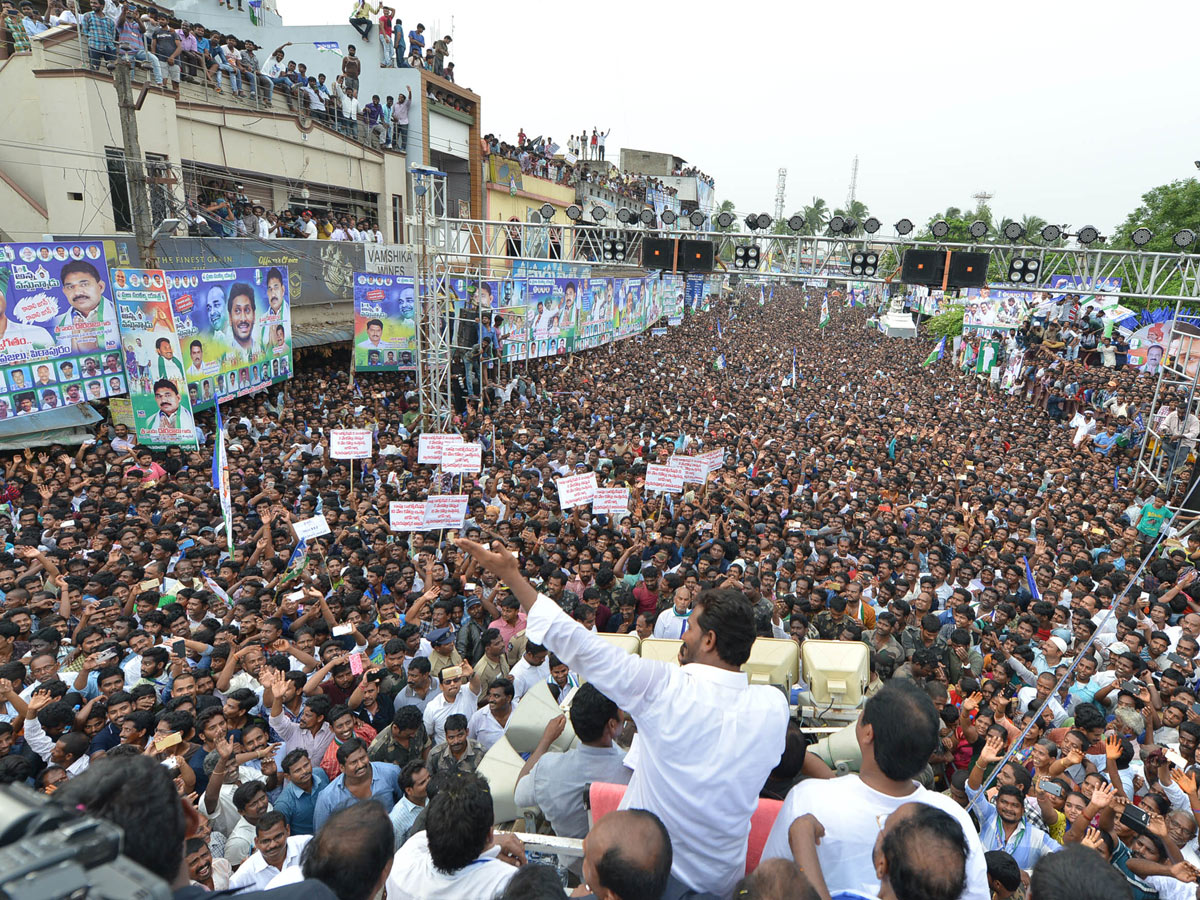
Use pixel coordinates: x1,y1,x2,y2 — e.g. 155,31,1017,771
0,282,1194,900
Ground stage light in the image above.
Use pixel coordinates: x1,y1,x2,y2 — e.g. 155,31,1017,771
716,212,734,228
540,203,555,221
1041,224,1061,242
863,217,881,234
617,208,632,224
690,210,706,228
828,215,845,234
756,213,772,230
1174,229,1196,248
745,214,759,231
895,218,914,236
591,206,606,222
661,209,677,225
1077,225,1100,245
639,208,655,225
1132,227,1153,246
744,245,760,269
565,204,582,222
969,220,988,239
614,240,626,261
931,220,949,238
1007,257,1039,284
603,239,614,260
851,251,878,277
1003,221,1025,241
788,214,804,231
841,218,858,234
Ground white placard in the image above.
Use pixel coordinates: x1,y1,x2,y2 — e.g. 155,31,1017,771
645,463,685,493
592,487,629,515
418,433,464,465
422,495,469,530
556,472,598,509
389,502,427,531
669,456,708,484
697,448,725,475
442,442,483,474
292,515,331,541
330,428,373,459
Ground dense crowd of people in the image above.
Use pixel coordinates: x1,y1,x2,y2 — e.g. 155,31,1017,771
0,282,1195,900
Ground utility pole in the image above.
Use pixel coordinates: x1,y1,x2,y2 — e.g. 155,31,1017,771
113,59,156,267
846,155,859,212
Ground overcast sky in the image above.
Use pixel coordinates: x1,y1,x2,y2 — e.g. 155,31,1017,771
282,0,1200,234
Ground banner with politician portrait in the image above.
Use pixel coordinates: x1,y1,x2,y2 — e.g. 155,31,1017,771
0,240,124,420
353,273,416,372
112,269,198,448
577,276,613,351
613,277,644,339
963,286,1030,331
166,265,293,410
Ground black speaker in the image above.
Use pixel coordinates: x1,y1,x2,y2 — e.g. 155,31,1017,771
947,251,990,288
678,239,715,272
900,249,944,286
642,237,674,268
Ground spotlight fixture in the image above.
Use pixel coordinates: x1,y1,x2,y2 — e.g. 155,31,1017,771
1131,227,1153,246
850,251,878,277
1175,229,1197,248
733,245,760,270
1003,221,1025,241
603,239,614,260
1007,257,1040,284
602,239,626,262
591,206,606,222
863,217,881,234
968,220,988,239
745,214,760,231
841,218,858,235
828,215,846,234
716,211,734,229
895,218,914,236
614,239,626,261
931,220,950,238
661,209,677,225
1077,225,1100,245
565,204,582,222
787,214,804,231
690,210,706,228
755,213,772,230
616,208,632,224
1040,224,1061,242
639,208,655,226
540,203,555,221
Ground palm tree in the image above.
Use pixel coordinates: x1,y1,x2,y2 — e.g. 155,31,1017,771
1020,214,1049,242
801,197,829,235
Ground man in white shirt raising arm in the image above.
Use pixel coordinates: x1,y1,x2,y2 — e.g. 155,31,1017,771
455,537,789,899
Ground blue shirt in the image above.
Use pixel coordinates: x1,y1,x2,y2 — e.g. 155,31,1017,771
274,767,330,835
968,785,1060,869
312,762,400,832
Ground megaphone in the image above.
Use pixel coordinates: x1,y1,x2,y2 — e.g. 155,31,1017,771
505,681,576,754
476,736,538,825
807,720,863,775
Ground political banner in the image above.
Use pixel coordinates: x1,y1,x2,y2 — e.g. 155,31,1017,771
108,396,136,430
442,442,482,475
389,501,428,531
669,456,708,484
292,514,331,541
963,286,1030,331
577,277,612,352
422,495,469,530
697,448,725,474
645,463,685,493
330,428,373,459
418,433,463,465
614,277,643,339
0,240,124,420
556,472,597,509
165,265,292,410
353,272,416,372
525,276,557,359
112,269,198,448
592,487,629,516
662,273,685,324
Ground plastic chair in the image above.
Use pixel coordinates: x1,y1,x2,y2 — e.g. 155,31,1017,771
587,782,782,874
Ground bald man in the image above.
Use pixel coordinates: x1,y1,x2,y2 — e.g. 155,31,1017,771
576,809,719,900
732,858,819,900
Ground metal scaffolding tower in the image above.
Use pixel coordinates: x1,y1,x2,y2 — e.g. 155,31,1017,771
774,168,787,224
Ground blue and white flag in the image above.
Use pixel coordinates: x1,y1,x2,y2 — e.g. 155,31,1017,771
715,354,726,370
314,41,342,56
1022,555,1042,602
213,402,233,554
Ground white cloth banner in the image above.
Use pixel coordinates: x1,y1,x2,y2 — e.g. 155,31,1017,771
330,428,373,459
645,463,685,493
556,472,598,508
696,448,725,475
442,442,483,474
292,515,331,541
422,495,469,530
389,502,427,532
592,487,629,515
669,456,708,484
418,433,463,465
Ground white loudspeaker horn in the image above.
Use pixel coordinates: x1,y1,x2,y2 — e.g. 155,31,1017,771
477,735,538,825
638,638,683,666
742,638,800,691
595,632,642,656
505,681,576,754
807,720,863,774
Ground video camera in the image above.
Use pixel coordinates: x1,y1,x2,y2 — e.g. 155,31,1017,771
0,783,169,900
